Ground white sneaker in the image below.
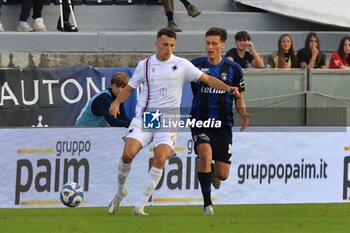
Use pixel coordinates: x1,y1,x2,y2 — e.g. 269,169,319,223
132,206,149,216
17,21,33,32
33,18,47,32
107,188,128,215
203,205,214,215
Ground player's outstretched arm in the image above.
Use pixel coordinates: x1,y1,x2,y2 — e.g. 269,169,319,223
199,73,230,92
109,85,134,118
199,73,240,97
235,94,251,131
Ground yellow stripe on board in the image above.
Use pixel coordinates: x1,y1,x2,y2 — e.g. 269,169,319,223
175,147,185,153
153,197,217,203
17,149,55,155
21,200,61,206
149,147,185,153
21,200,87,206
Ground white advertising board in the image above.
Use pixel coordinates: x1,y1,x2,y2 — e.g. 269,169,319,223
0,127,349,208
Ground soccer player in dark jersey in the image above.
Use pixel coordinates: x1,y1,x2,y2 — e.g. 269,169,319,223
191,27,251,215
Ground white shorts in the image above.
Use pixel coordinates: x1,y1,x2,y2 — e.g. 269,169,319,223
125,117,178,149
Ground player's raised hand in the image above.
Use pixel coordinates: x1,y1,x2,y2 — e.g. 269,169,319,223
109,101,120,118
311,45,319,57
246,41,255,51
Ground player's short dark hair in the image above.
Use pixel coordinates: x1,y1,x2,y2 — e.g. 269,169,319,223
111,72,129,87
205,27,228,42
157,28,177,39
235,31,251,41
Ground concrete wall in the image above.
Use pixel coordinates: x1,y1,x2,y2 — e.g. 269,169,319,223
0,51,336,69
0,1,348,68
0,51,202,68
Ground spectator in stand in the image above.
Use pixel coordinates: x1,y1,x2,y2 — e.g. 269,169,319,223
0,2,4,32
57,0,78,32
329,36,350,69
164,0,201,32
17,0,47,32
268,34,298,68
297,32,326,69
224,31,264,69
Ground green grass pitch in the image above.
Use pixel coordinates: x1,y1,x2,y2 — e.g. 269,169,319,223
1,204,350,233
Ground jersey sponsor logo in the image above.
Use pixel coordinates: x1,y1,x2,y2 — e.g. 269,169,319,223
201,86,225,94
172,65,178,71
201,68,210,74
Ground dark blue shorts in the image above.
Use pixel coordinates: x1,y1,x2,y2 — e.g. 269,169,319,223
191,127,233,164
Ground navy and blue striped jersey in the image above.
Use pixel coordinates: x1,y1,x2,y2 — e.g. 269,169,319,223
190,57,245,128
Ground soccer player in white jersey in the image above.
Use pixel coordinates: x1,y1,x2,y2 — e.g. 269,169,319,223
107,28,240,216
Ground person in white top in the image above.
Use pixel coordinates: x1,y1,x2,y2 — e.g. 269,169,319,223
107,28,240,216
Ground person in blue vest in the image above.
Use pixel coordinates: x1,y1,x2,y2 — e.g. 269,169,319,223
75,72,131,127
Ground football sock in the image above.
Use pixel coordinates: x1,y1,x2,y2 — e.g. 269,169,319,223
180,0,191,8
135,166,163,208
198,172,213,207
117,158,131,196
166,11,174,22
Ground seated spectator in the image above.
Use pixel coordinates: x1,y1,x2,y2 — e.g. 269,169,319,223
164,0,201,32
268,34,298,68
0,2,3,32
17,0,47,32
224,31,264,69
75,72,131,127
297,32,326,69
329,36,350,69
57,0,78,32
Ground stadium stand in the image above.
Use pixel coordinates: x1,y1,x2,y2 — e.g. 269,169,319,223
0,0,349,68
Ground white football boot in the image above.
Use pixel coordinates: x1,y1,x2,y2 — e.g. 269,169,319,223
132,206,149,216
203,205,214,215
107,188,128,214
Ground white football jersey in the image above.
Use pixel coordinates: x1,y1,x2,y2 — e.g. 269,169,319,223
129,54,202,118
